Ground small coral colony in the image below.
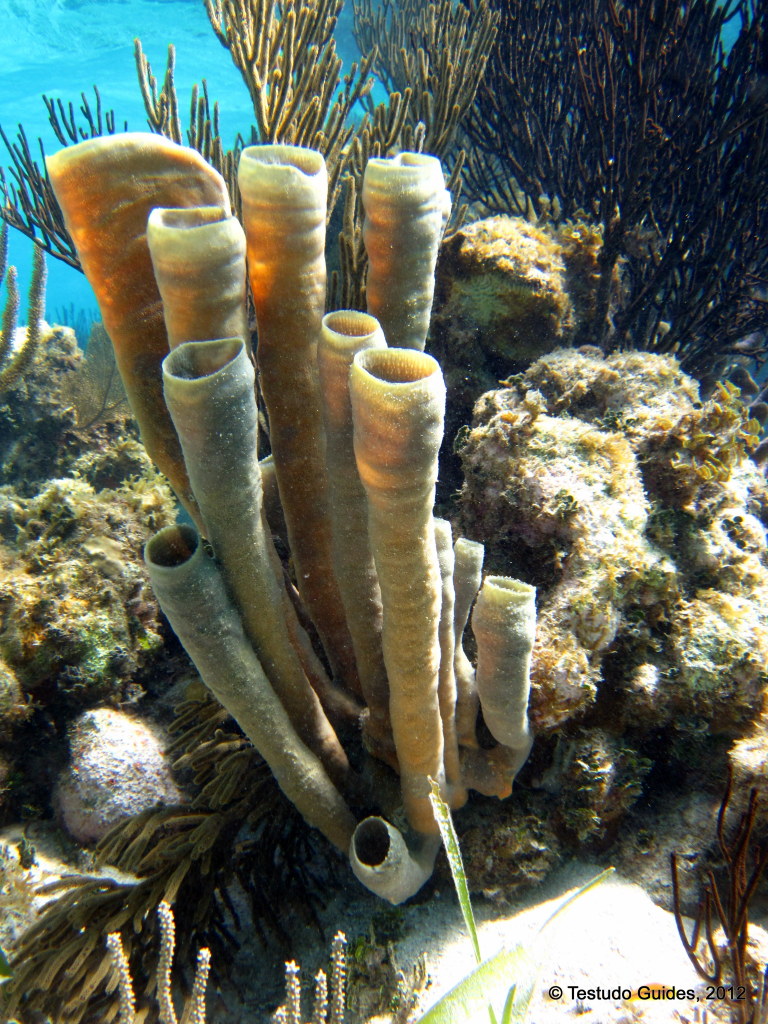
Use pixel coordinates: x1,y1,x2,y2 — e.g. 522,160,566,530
0,0,767,1021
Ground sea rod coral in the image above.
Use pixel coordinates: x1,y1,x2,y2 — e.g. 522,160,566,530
0,223,46,394
39,132,536,911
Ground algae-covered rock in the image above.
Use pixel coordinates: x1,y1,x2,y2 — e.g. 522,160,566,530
0,471,175,704
430,215,605,499
459,347,768,840
0,654,28,733
433,216,576,370
543,729,652,845
458,808,561,900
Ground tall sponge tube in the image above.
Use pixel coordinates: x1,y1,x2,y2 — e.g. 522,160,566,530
363,152,451,351
238,144,357,694
318,311,392,762
350,347,446,834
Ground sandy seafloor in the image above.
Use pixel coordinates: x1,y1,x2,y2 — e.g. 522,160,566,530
3,816,736,1024
219,858,737,1024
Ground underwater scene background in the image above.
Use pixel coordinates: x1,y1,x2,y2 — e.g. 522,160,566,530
0,0,767,1022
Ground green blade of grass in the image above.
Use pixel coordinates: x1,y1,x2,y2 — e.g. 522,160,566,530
428,777,482,966
0,945,12,984
415,942,538,1024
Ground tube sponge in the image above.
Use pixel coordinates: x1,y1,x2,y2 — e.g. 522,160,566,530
472,576,536,756
146,206,249,353
362,152,451,351
238,144,358,693
350,817,440,905
433,518,465,807
453,536,485,747
144,525,356,853
161,338,352,793
350,347,446,833
318,311,392,761
46,134,230,526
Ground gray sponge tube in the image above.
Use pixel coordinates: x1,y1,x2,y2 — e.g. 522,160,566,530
162,338,352,793
145,524,356,853
472,575,536,760
350,817,440,905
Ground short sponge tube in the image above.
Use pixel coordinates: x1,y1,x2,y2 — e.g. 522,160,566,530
144,523,356,853
147,205,249,353
471,576,536,765
350,817,440,905
453,536,484,747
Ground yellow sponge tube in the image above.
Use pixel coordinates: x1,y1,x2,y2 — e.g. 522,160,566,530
350,347,446,833
238,144,357,693
363,152,451,351
146,206,249,354
318,311,393,761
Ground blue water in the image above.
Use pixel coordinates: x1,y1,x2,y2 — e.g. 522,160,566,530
0,0,359,322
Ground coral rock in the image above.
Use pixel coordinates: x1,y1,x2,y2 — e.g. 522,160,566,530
0,473,174,703
433,216,575,370
458,808,560,900
460,348,768,737
459,347,768,840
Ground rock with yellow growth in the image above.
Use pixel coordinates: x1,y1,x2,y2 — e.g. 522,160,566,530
0,472,175,703
433,216,575,368
430,214,606,497
459,347,768,837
